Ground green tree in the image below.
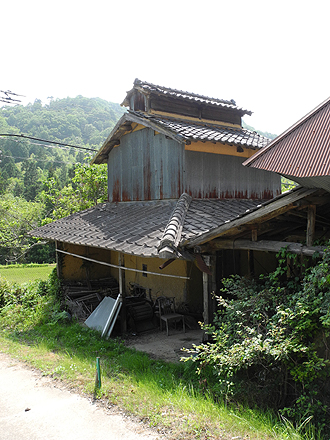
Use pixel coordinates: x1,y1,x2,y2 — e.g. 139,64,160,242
0,194,45,263
2,155,19,178
22,159,42,201
41,162,107,222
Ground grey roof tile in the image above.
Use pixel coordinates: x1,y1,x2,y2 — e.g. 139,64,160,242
125,79,252,116
180,199,265,242
29,200,177,258
131,112,269,149
29,197,267,258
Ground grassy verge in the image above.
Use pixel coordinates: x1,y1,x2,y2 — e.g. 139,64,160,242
0,322,318,440
0,273,320,440
0,264,56,283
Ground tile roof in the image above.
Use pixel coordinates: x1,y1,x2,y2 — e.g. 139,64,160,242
135,112,269,149
122,79,252,116
29,197,265,258
158,193,192,255
182,199,263,240
92,112,269,165
30,200,177,257
184,186,318,248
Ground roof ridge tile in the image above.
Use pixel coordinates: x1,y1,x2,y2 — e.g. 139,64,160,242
158,193,192,256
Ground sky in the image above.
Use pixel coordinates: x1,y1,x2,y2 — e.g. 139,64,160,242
2,0,330,136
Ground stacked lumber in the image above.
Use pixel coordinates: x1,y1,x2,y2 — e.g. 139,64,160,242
62,277,119,320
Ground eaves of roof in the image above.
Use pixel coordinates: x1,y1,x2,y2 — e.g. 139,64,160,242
29,196,268,260
91,112,186,165
92,111,269,164
142,113,269,149
122,79,253,117
29,200,178,258
182,186,318,248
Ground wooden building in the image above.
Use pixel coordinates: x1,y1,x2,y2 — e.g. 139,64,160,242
32,79,303,328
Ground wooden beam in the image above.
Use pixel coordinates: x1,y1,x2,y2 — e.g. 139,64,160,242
203,272,209,324
205,239,325,257
118,253,127,334
203,256,211,326
307,205,316,246
184,188,317,248
248,250,254,276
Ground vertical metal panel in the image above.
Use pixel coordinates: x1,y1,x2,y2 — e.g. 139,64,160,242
131,130,142,200
161,134,184,199
108,144,122,202
185,151,280,199
108,128,183,201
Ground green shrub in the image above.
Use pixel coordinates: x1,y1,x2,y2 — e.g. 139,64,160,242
0,269,61,331
185,246,330,435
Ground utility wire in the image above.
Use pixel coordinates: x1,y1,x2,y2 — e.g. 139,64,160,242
0,133,97,152
3,137,74,152
0,90,24,104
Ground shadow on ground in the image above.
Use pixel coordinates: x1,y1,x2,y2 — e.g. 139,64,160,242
123,329,204,363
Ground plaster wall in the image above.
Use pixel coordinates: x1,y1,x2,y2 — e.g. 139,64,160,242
59,244,113,281
109,251,189,305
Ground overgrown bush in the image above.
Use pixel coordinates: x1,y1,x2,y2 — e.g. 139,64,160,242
0,268,62,330
186,246,330,435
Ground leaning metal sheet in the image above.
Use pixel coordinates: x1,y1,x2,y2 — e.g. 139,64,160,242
84,297,117,332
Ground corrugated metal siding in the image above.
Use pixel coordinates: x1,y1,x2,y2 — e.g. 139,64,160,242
108,128,184,201
248,103,330,178
184,152,281,199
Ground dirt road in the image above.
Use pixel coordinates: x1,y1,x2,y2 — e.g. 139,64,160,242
0,352,160,440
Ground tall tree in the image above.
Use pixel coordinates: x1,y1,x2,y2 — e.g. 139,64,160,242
22,159,42,201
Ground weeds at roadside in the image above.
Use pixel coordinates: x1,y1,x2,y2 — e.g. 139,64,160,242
0,269,322,440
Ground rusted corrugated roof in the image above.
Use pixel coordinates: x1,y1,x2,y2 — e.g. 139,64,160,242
243,96,330,178
122,78,252,116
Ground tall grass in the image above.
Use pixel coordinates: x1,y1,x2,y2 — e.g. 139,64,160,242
0,273,321,440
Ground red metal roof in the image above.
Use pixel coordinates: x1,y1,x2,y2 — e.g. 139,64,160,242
243,96,330,178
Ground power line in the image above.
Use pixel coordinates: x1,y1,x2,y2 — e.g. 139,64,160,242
0,90,24,105
0,133,97,152
2,136,76,152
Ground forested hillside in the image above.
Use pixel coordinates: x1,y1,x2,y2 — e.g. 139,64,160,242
0,96,125,163
0,96,125,264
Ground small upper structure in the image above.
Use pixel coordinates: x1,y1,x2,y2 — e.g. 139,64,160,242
243,96,330,191
121,78,252,124
93,79,280,201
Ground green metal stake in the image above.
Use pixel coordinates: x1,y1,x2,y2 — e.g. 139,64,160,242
96,357,101,388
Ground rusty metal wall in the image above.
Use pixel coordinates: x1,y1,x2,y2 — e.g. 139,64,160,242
184,151,281,199
108,128,184,201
